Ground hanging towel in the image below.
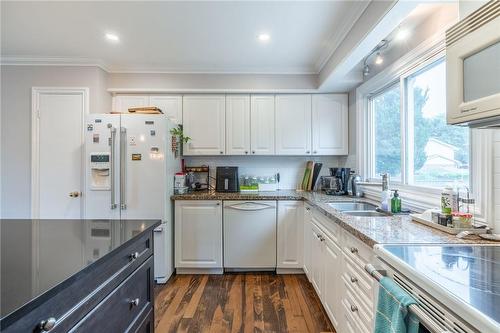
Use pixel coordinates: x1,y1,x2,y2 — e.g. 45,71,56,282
374,276,420,333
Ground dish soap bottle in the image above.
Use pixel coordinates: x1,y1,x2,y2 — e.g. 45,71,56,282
380,173,391,212
391,190,401,213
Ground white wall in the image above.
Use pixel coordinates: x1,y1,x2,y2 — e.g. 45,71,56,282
0,65,110,217
184,155,339,190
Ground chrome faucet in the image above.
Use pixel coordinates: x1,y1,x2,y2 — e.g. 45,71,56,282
355,173,390,191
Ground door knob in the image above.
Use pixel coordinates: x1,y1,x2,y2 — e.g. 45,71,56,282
69,191,80,198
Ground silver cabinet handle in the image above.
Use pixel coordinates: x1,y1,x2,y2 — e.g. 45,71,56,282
130,298,140,307
252,151,255,154
130,252,139,260
306,151,310,154
313,151,317,154
245,151,248,154
350,304,358,312
109,125,117,209
350,276,358,283
39,317,56,332
350,247,358,254
120,127,127,210
220,151,224,154
306,207,310,211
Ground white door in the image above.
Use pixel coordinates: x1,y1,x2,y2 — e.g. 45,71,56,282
277,201,303,269
250,95,275,155
32,88,88,219
149,95,182,124
275,95,312,155
119,114,167,219
323,236,342,329
113,95,150,113
312,94,348,155
303,204,313,278
226,95,251,155
175,200,223,268
183,95,225,155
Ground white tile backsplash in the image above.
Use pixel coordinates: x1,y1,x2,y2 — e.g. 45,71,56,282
183,155,340,190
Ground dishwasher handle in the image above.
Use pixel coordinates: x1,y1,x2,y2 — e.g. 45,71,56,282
225,202,276,211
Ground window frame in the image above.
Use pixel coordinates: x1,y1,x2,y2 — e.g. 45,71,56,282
356,35,493,224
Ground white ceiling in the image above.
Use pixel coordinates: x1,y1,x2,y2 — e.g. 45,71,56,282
1,1,370,74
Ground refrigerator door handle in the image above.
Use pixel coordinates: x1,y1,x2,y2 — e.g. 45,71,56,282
120,127,127,210
109,125,117,209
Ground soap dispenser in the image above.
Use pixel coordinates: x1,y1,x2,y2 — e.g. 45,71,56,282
391,190,401,213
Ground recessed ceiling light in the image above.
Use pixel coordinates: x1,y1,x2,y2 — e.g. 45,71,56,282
105,33,120,42
257,33,270,42
395,29,409,41
375,53,384,65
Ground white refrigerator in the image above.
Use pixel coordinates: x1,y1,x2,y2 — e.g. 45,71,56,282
84,113,179,283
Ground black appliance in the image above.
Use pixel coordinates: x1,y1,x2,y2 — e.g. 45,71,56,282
216,167,239,192
327,167,351,195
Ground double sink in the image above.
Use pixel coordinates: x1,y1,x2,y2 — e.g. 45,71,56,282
327,201,389,217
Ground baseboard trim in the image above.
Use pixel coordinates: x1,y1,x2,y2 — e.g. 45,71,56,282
276,268,305,274
176,268,224,275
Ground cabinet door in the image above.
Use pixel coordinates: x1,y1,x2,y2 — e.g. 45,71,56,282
322,236,342,330
312,94,348,155
275,95,312,155
226,95,251,155
149,95,182,124
310,222,323,297
175,200,222,268
303,205,313,278
183,95,225,155
113,95,150,113
277,201,303,269
250,95,275,155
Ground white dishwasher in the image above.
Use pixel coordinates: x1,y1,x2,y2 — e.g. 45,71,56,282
223,201,277,270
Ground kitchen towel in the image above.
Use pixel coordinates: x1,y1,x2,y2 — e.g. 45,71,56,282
374,276,420,333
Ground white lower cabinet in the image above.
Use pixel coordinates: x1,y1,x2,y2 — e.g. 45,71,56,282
303,204,313,278
277,201,303,270
174,200,223,270
304,207,377,333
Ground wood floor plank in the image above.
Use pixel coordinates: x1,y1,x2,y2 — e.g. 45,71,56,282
154,273,335,333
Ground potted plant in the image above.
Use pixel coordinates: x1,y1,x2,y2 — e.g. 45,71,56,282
170,125,191,157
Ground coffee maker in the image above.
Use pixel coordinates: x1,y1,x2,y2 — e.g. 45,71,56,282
325,167,350,195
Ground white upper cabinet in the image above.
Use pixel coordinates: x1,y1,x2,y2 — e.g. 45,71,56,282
183,95,226,155
113,95,150,113
113,95,182,124
226,95,251,155
312,94,348,155
250,95,275,155
149,95,182,124
275,95,312,155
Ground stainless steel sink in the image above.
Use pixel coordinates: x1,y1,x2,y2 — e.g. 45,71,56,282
341,211,388,217
327,202,379,212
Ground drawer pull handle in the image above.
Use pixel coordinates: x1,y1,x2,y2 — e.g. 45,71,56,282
350,276,358,283
130,298,140,307
350,247,358,254
320,236,325,242
39,317,56,332
350,304,358,312
130,252,139,260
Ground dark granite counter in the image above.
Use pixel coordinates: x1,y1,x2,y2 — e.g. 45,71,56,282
0,219,160,321
171,190,497,247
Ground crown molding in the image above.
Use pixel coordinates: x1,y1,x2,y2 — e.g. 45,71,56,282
106,88,327,94
0,55,318,75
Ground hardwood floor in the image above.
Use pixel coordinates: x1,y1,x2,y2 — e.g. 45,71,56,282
154,273,335,333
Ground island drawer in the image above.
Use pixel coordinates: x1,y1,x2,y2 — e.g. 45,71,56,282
0,229,153,333
69,257,154,333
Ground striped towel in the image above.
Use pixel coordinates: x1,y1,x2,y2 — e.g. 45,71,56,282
374,276,420,333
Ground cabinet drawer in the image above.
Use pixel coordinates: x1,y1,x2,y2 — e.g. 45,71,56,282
70,257,154,333
342,229,373,268
1,230,153,333
342,283,372,333
342,253,375,308
133,308,154,333
311,210,340,244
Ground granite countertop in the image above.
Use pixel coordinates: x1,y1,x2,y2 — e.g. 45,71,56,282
0,219,161,320
171,190,498,247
